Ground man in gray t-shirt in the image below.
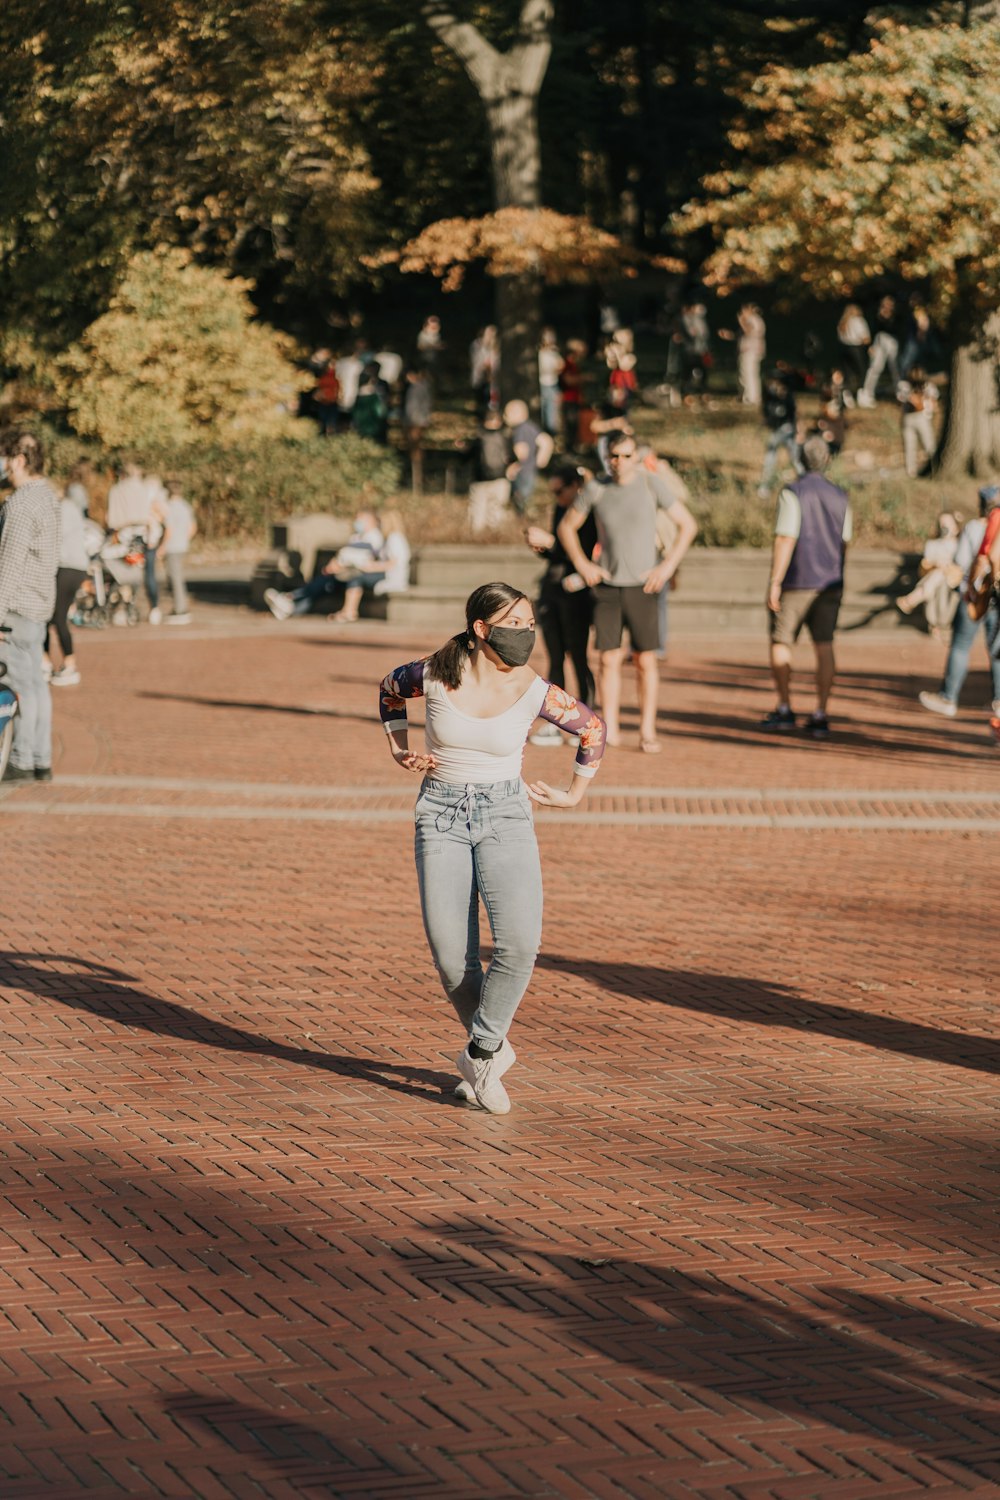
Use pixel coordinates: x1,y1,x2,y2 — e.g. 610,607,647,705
557,430,697,752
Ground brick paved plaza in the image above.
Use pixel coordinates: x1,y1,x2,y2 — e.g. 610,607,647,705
2,609,999,1499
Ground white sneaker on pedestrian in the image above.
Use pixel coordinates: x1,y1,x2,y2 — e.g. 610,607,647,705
454,1037,516,1104
148,607,163,625
264,588,294,621
857,390,876,408
50,666,81,687
529,723,561,746
992,700,1000,717
166,612,192,625
918,691,957,719
456,1041,513,1114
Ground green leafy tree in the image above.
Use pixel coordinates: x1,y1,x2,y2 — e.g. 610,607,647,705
59,248,310,448
677,13,1000,475
0,0,378,343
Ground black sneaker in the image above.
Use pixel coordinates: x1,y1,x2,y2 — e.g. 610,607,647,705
34,766,53,782
760,708,797,732
2,762,35,783
805,714,830,740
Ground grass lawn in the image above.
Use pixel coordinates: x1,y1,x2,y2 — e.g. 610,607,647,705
397,383,963,552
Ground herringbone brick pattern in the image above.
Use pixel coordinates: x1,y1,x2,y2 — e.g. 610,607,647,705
1,619,998,1497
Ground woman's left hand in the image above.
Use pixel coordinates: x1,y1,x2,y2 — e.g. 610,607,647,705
526,780,581,808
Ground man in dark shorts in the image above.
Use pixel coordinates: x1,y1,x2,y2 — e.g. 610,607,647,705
762,435,853,739
557,430,695,751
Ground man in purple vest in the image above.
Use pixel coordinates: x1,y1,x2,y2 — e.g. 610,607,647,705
761,435,852,739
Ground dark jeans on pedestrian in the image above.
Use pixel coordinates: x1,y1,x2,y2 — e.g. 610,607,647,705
536,583,594,705
144,542,160,610
942,598,1000,705
290,575,342,616
47,567,88,659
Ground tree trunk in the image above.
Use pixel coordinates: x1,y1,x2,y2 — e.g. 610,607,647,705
423,1,552,409
936,310,1000,478
486,89,543,402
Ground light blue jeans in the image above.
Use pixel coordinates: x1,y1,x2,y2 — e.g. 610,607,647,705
761,422,802,488
0,614,51,770
942,598,1000,705
415,778,543,1048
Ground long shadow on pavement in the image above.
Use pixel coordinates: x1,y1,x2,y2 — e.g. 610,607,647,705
138,690,374,726
394,1219,1000,1484
0,951,459,1104
536,956,1000,1076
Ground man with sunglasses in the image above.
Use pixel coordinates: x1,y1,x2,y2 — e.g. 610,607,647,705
557,430,696,752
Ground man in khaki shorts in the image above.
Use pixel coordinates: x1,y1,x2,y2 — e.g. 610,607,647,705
761,435,852,740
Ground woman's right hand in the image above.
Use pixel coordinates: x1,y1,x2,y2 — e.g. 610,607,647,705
393,749,437,774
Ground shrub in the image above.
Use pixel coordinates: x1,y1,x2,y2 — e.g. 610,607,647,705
57,248,311,448
40,423,400,541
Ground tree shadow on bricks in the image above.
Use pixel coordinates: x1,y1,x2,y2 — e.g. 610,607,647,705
536,956,1000,1076
161,1398,448,1496
138,690,375,726
0,951,460,1104
397,1219,1000,1483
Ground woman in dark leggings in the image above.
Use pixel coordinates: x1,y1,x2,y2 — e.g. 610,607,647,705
45,496,90,687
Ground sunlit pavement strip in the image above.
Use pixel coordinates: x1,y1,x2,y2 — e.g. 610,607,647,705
2,774,999,829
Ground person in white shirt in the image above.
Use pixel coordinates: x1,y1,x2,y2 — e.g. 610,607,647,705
538,328,565,437
378,581,605,1114
105,461,167,621
896,368,939,477
44,493,91,687
334,345,364,425
331,510,411,623
160,484,197,624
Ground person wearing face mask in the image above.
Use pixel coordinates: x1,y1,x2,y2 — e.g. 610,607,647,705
378,581,606,1115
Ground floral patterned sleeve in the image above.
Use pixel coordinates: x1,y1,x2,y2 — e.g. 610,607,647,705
536,683,606,777
379,658,426,732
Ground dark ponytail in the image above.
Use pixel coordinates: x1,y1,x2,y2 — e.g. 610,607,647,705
425,581,527,688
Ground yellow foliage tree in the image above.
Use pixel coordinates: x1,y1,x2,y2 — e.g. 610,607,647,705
60,249,309,449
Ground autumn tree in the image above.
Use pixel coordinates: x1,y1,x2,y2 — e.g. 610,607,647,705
676,14,1000,476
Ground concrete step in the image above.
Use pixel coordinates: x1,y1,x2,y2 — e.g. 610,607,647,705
409,546,919,594
385,587,913,635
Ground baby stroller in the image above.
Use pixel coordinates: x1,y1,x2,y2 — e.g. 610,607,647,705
0,630,17,780
72,522,146,629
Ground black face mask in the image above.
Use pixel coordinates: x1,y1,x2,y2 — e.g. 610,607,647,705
486,624,535,667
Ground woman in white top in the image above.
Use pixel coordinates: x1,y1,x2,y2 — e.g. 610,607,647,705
836,304,871,399
45,495,93,687
332,510,411,623
379,582,606,1113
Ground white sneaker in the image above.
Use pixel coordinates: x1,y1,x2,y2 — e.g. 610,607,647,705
991,700,1000,717
456,1041,513,1114
454,1037,516,1104
166,612,191,625
857,390,875,408
918,691,957,719
50,667,81,687
529,723,561,746
264,588,294,621
148,607,162,625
